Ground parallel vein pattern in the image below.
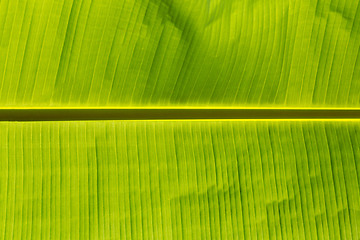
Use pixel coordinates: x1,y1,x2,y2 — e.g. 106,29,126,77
0,0,359,106
0,121,359,239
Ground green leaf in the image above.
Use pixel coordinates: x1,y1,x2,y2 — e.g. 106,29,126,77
0,121,359,239
0,0,359,106
1,0,360,239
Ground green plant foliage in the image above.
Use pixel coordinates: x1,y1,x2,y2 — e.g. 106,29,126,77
0,0,359,106
1,0,360,239
0,121,359,239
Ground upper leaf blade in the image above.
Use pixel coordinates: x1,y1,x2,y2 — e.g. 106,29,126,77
0,0,359,106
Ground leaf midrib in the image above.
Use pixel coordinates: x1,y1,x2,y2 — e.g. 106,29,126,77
0,108,359,121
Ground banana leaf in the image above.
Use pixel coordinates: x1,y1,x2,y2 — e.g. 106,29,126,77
0,0,360,239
